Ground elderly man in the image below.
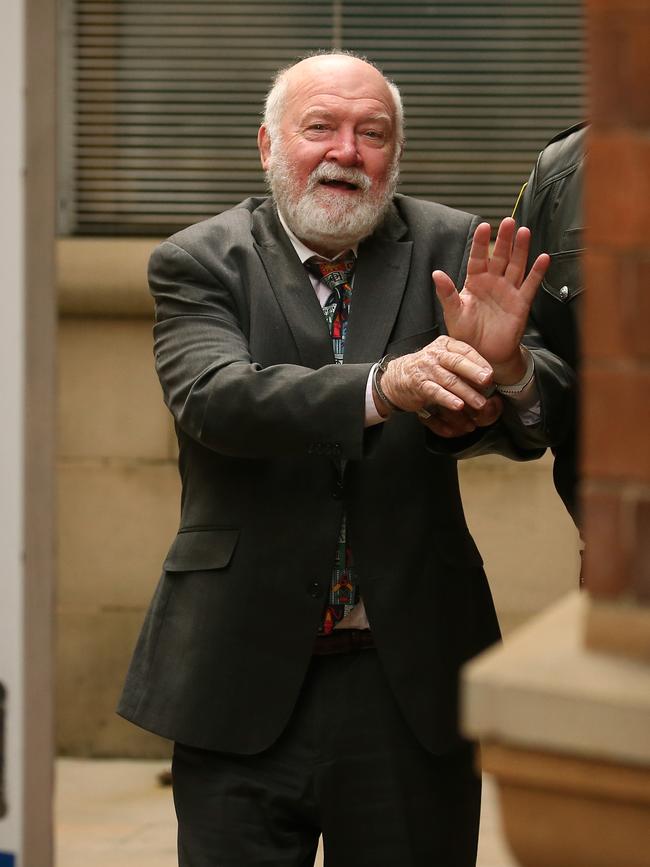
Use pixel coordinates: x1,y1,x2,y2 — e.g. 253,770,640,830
119,51,571,867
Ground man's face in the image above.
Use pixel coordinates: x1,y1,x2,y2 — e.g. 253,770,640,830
259,56,401,256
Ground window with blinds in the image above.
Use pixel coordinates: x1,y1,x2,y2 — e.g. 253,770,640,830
58,0,584,236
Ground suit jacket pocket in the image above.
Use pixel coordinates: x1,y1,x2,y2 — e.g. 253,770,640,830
163,527,240,572
386,325,440,357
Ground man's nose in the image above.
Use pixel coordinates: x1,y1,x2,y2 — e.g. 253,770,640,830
326,131,361,166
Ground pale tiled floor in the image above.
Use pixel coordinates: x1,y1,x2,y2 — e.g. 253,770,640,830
55,758,518,867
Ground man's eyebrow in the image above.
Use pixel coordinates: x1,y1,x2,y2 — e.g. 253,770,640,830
299,107,392,125
299,108,336,122
359,113,392,126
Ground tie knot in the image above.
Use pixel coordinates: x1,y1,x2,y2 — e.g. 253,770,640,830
307,255,356,292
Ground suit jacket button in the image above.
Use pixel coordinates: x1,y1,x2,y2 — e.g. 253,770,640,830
332,481,344,499
308,581,323,598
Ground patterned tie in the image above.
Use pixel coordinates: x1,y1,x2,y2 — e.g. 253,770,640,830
307,255,358,634
308,256,355,365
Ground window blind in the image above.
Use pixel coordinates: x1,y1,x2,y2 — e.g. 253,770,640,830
59,0,584,236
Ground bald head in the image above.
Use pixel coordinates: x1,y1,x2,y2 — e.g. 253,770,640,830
258,51,403,257
263,52,404,150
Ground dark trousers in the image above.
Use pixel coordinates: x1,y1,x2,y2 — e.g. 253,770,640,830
172,649,480,867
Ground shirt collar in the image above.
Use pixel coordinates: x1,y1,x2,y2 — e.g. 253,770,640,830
277,209,358,263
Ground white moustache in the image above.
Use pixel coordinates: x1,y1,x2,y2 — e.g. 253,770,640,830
307,163,372,193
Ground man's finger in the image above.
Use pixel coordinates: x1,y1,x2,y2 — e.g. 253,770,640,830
466,395,503,428
420,417,472,438
433,348,493,390
504,226,531,287
465,221,492,276
489,217,516,276
420,411,477,438
519,252,550,307
419,367,491,412
437,336,493,376
432,271,460,325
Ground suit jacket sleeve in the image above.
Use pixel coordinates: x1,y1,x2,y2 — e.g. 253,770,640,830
149,239,375,460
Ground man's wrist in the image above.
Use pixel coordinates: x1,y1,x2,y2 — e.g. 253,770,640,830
372,356,404,415
492,346,528,386
370,363,390,418
495,347,535,395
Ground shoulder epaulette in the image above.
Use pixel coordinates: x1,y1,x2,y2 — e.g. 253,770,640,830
535,123,587,191
544,121,588,148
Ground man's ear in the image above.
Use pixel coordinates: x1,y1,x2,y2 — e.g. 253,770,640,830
258,125,272,170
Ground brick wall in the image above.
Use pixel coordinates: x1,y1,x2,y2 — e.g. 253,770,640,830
582,0,650,603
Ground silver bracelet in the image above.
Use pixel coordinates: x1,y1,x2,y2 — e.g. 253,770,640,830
495,348,535,396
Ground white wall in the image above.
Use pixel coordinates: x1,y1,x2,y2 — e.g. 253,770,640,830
0,0,25,861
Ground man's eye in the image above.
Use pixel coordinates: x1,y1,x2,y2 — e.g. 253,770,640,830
363,130,383,140
308,124,328,132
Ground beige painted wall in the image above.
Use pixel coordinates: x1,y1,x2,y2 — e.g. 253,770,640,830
459,454,580,636
56,240,580,757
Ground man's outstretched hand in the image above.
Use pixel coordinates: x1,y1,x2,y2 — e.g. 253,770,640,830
376,219,548,422
433,217,549,384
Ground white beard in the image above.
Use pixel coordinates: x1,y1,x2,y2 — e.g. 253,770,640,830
266,151,399,253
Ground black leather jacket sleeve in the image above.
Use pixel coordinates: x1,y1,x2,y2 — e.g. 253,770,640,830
514,122,587,521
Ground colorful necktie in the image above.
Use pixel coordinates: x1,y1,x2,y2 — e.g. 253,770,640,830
308,257,355,365
307,255,358,634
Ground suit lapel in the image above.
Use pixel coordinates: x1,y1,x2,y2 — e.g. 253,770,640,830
251,198,413,369
344,206,413,364
252,200,334,369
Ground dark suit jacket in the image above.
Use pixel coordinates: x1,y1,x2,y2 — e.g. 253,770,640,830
118,195,573,755
516,123,586,522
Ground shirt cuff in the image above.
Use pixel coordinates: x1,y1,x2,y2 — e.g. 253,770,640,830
365,364,386,427
502,375,541,426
